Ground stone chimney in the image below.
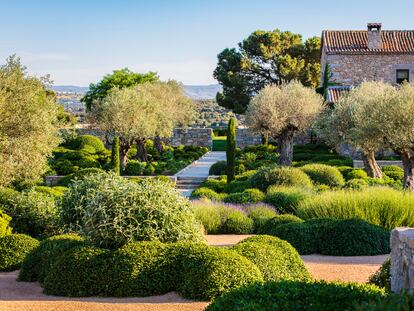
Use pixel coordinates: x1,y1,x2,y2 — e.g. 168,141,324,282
367,23,382,50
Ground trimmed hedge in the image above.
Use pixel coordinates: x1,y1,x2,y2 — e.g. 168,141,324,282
270,218,390,256
249,166,313,191
356,292,414,310
0,234,39,271
257,214,304,235
206,280,386,311
225,180,252,193
19,234,86,283
265,186,312,214
71,135,106,153
223,189,265,204
300,164,345,187
209,161,227,175
232,237,310,282
0,210,12,237
223,210,254,234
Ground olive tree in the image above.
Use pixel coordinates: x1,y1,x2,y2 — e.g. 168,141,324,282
317,82,395,178
0,55,61,187
245,81,323,166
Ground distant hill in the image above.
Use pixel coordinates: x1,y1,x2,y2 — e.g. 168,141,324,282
51,84,222,100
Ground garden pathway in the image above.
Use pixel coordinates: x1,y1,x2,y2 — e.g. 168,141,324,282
175,151,226,197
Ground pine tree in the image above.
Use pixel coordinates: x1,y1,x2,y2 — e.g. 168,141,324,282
226,118,237,183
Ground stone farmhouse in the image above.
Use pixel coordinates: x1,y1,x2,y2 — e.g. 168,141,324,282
320,23,414,103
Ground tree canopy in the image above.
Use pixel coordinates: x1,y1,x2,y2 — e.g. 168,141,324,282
0,55,61,187
214,29,321,113
245,81,323,165
81,68,159,110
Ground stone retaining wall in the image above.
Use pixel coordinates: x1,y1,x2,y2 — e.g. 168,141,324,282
353,160,402,168
236,128,262,148
391,228,414,293
168,128,212,149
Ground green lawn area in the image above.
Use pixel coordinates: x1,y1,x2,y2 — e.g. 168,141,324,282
212,136,227,151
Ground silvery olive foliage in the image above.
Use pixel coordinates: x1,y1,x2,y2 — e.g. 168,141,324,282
60,172,204,248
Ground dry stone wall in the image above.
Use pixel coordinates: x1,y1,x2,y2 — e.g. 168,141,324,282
391,228,414,293
169,128,213,149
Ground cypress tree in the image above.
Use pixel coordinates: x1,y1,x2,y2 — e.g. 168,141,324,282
226,117,237,184
111,136,121,175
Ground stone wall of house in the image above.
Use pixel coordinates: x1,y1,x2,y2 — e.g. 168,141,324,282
391,228,414,293
168,128,213,149
321,52,414,86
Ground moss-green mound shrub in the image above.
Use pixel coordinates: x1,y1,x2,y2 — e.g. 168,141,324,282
0,234,39,271
245,204,277,232
191,187,225,201
223,189,265,204
235,170,257,181
265,186,312,214
225,180,251,193
18,234,86,283
249,166,313,191
200,179,227,193
223,210,254,234
71,135,105,153
382,166,404,182
124,160,146,175
61,172,204,248
345,178,369,189
368,259,390,291
232,238,310,281
209,161,227,175
206,280,385,311
57,167,104,187
257,214,304,235
270,218,390,256
348,169,369,180
300,164,345,187
297,188,414,230
0,210,12,237
2,189,58,239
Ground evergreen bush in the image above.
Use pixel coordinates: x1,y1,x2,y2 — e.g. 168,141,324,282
0,234,39,271
111,136,121,175
226,118,237,183
300,164,345,187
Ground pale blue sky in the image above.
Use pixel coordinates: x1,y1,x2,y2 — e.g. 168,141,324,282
1,0,413,86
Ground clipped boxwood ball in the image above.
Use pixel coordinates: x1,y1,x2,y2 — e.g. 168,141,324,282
0,210,12,237
222,210,254,234
0,234,39,271
256,214,304,235
223,189,265,204
300,164,345,187
209,161,227,175
19,234,86,283
206,280,385,311
72,135,105,153
232,238,310,282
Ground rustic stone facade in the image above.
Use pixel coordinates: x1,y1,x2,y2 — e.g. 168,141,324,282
168,128,213,149
391,228,414,293
321,51,414,86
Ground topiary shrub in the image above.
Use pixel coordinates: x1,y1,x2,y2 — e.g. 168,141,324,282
60,172,204,248
300,164,345,187
191,187,226,201
223,189,265,204
206,280,385,311
225,180,252,193
222,210,254,234
232,238,310,282
71,135,105,154
57,167,104,187
348,169,369,180
235,170,257,181
249,165,313,191
257,214,304,235
382,166,404,182
2,189,58,239
0,210,12,237
18,234,86,283
209,161,227,175
368,258,390,292
111,136,121,175
245,204,278,232
173,243,263,300
200,178,227,193
265,186,312,214
345,178,369,190
0,234,39,271
124,160,146,175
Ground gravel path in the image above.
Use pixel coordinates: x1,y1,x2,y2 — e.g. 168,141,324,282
0,234,389,310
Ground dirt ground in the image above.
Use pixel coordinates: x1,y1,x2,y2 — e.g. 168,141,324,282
0,235,389,311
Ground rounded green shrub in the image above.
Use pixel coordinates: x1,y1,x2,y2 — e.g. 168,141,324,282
124,160,146,175
225,180,251,193
223,189,265,204
76,156,101,169
173,243,263,300
223,210,254,234
72,135,105,153
32,186,67,198
235,170,257,181
265,186,312,214
2,189,58,239
0,234,39,271
0,210,12,237
18,234,86,283
382,166,404,182
232,239,310,281
209,161,227,175
57,167,104,187
249,166,313,191
200,178,227,193
245,204,278,232
368,259,390,291
206,280,385,311
300,164,345,187
345,178,369,189
257,214,304,235
60,172,204,248
348,169,369,180
191,187,225,201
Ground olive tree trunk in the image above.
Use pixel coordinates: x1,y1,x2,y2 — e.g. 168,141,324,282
261,130,269,146
119,140,131,171
361,150,382,178
136,139,148,162
154,135,164,154
278,126,295,166
401,150,414,192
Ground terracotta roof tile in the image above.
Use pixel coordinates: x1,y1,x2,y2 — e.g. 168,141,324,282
323,30,414,54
